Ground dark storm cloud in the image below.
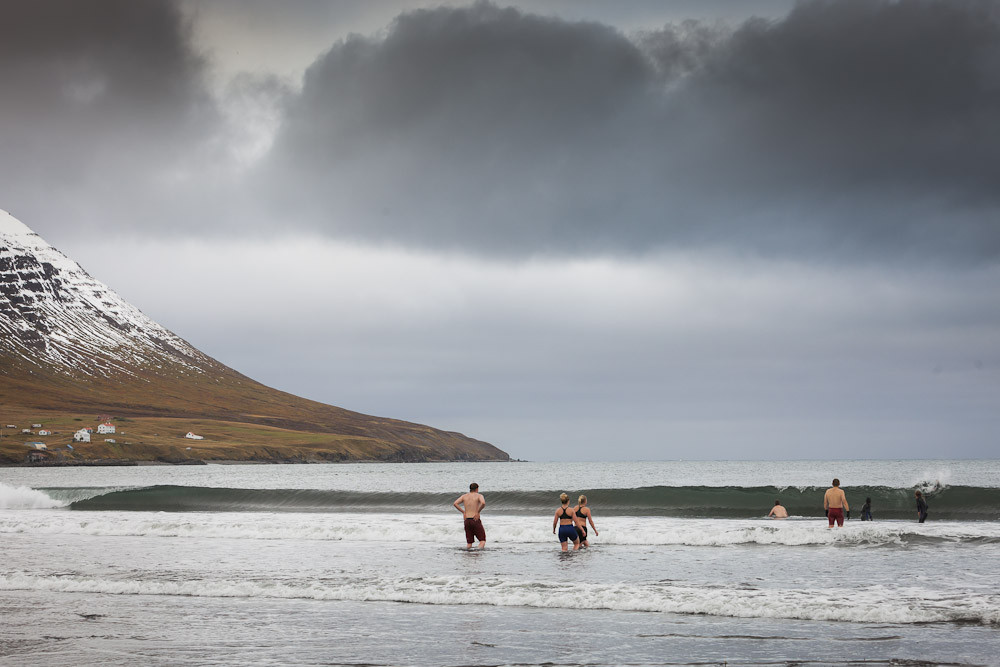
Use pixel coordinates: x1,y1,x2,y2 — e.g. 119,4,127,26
260,0,1000,261
263,1,654,254
0,0,219,234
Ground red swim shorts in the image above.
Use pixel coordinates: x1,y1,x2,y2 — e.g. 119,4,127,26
464,517,486,543
828,507,844,527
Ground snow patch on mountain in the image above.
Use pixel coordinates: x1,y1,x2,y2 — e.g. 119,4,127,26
0,208,211,378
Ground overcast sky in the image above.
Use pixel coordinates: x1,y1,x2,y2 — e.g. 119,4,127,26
2,0,999,460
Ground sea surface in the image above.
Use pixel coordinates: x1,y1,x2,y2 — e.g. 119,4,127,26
2,460,999,666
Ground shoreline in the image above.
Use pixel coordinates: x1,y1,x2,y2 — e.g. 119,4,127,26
0,457,519,468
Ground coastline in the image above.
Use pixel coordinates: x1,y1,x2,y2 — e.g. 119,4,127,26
1,457,517,468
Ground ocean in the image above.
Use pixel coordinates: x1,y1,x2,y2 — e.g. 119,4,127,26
1,460,999,666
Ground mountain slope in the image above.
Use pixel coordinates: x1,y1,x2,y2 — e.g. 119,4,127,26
0,209,508,463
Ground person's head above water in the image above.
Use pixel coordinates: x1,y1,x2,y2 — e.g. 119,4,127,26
915,490,922,497
774,500,781,506
470,483,478,491
866,497,872,504
560,493,569,504
832,478,840,487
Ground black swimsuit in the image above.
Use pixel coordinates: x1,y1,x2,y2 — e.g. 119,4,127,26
557,506,577,542
575,507,589,539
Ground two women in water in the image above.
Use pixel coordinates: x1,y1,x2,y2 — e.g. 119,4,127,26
553,493,599,551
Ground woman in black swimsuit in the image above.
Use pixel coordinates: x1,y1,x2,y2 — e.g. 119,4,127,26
552,493,581,551
573,495,598,547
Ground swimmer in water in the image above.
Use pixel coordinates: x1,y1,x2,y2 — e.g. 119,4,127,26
824,478,849,528
768,500,788,519
573,495,599,546
553,493,581,551
453,482,486,549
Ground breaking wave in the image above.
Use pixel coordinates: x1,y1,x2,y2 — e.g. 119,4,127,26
52,484,1000,520
0,482,134,509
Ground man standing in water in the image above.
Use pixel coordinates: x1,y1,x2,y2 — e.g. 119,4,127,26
824,478,849,528
454,482,486,549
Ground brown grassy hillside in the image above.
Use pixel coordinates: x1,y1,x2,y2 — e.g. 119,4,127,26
0,353,508,465
1,210,507,465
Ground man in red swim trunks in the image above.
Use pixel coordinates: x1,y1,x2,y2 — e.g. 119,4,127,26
824,478,850,528
453,482,486,549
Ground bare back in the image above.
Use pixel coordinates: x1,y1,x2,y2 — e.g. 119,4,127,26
456,492,485,519
824,487,848,510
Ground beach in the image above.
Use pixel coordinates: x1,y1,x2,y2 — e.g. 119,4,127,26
2,460,999,665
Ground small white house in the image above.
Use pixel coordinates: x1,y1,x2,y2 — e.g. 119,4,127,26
185,432,204,440
31,423,42,428
105,438,116,444
5,424,15,429
21,429,32,434
38,429,52,436
97,422,116,434
27,442,47,450
73,429,91,443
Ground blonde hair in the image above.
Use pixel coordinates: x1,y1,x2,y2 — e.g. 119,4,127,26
578,495,587,505
559,493,569,504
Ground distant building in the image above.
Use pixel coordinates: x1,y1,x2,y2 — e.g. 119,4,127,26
84,428,93,433
31,423,42,428
5,424,15,429
26,450,49,463
21,429,32,434
73,429,91,443
97,422,115,434
105,438,116,444
26,442,47,449
38,429,52,436
185,432,204,440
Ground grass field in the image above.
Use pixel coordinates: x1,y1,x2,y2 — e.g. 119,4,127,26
0,352,508,465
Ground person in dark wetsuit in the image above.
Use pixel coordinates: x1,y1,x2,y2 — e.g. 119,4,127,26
553,493,581,551
573,495,598,547
860,497,873,521
915,490,928,523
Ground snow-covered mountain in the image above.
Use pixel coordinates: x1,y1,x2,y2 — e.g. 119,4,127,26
1,209,210,377
1,209,508,462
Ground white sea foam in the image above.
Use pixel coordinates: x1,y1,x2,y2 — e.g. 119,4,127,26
0,483,129,509
0,482,64,509
1,571,997,626
2,510,998,546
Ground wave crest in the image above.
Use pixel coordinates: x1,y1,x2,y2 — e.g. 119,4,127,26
59,484,1000,520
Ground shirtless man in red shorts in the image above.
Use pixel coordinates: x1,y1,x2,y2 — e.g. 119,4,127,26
824,478,850,528
453,482,486,549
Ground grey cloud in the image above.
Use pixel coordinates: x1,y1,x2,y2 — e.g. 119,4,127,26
3,0,999,263
84,239,1000,460
0,0,219,235
261,1,653,253
257,0,1000,261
